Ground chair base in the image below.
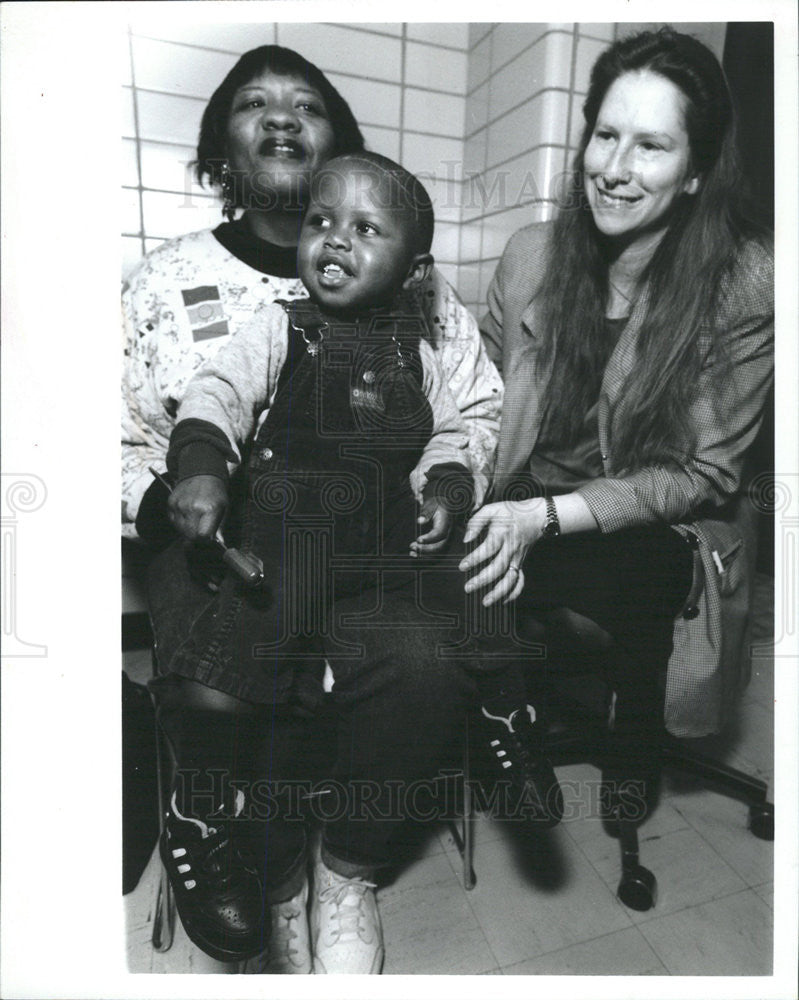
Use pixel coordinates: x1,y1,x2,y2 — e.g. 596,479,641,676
457,696,773,913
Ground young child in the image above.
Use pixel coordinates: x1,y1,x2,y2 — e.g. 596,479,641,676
154,152,480,973
164,151,476,688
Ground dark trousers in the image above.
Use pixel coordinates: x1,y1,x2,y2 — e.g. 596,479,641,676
512,524,695,738
154,578,475,900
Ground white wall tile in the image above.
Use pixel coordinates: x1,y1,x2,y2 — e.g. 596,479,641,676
122,187,142,234
136,90,206,146
480,143,565,214
578,23,615,41
144,237,166,255
122,138,140,187
405,43,467,95
481,202,540,259
344,23,403,36
478,258,499,304
132,36,239,100
403,89,465,139
469,23,494,48
122,236,144,279
463,127,487,180
463,167,511,219
402,132,464,183
140,141,203,196
574,35,608,94
122,87,136,138
457,262,481,303
465,81,489,136
489,31,573,122
325,73,401,130
491,23,550,74
570,91,588,147
488,39,544,122
459,221,483,263
278,23,402,82
406,23,469,49
130,21,276,53
142,189,221,239
424,176,463,224
359,125,401,162
486,89,570,169
122,33,133,86
467,32,492,93
435,262,459,292
431,221,460,263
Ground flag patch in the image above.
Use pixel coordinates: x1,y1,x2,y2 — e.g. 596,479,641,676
181,286,230,341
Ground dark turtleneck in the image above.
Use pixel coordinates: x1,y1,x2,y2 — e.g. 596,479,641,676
212,217,300,278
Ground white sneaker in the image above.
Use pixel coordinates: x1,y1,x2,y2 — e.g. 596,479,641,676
310,858,384,974
243,879,313,974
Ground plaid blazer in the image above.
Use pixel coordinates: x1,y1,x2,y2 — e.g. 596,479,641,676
481,222,774,736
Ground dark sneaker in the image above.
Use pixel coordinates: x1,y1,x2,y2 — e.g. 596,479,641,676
159,792,267,962
477,705,564,827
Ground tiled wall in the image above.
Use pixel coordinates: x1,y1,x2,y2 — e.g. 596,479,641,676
459,23,616,316
122,21,469,288
122,20,726,315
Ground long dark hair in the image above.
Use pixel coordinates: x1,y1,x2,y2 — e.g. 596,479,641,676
539,28,768,469
194,45,365,189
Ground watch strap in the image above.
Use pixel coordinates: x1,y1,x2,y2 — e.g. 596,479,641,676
543,496,561,538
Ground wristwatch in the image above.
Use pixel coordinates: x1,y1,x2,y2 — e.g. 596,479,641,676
541,496,561,538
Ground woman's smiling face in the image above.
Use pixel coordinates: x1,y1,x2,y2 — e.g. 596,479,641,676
225,70,336,204
583,69,700,244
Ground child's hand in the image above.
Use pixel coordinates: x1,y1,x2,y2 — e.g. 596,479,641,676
168,475,228,541
410,498,453,556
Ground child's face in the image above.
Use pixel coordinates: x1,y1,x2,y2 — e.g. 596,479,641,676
298,165,422,314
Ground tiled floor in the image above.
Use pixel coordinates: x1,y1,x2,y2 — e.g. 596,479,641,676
123,575,775,976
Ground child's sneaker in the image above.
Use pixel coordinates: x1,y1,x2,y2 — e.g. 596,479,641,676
159,791,266,962
310,856,384,974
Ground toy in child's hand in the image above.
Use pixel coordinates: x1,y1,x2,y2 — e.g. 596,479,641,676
150,468,264,587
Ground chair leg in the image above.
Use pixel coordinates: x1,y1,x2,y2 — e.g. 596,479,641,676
447,718,476,890
151,703,176,953
614,811,657,911
461,725,476,891
662,740,774,839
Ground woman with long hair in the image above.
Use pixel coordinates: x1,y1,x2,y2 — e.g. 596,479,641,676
461,28,773,824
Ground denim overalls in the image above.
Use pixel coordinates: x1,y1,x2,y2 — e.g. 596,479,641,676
150,300,442,708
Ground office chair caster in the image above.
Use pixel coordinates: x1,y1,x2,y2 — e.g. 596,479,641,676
617,864,657,912
749,802,774,840
614,810,658,911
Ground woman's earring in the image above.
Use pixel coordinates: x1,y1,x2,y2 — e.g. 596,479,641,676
221,160,236,222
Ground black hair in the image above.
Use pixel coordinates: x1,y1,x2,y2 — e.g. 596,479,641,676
194,45,365,188
316,151,435,256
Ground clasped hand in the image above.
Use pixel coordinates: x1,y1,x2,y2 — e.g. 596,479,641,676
458,497,546,606
168,475,228,540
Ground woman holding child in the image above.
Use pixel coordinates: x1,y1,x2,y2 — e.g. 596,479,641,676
123,45,500,976
461,29,773,824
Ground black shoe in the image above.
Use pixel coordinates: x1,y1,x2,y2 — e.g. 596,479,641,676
477,706,564,827
160,792,268,962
